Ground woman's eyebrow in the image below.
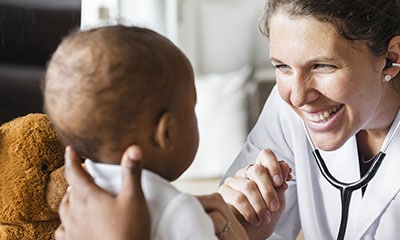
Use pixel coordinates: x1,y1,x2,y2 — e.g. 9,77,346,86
270,56,338,64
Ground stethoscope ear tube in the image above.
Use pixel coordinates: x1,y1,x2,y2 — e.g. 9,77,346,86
385,58,400,68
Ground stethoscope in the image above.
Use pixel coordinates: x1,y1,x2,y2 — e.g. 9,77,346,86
302,111,400,240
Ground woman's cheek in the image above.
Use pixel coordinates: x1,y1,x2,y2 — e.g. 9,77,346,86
276,78,292,104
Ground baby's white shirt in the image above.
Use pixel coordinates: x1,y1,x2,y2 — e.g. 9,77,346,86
85,159,217,240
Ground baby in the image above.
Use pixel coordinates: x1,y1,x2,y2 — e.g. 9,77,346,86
44,25,217,239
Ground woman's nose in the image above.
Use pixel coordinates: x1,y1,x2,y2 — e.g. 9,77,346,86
289,73,318,107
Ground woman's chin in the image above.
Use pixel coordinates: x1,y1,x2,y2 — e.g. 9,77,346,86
311,132,348,151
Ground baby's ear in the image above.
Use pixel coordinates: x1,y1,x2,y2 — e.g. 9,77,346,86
154,112,177,150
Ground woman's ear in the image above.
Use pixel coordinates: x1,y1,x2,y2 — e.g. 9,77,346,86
384,36,400,77
154,112,177,151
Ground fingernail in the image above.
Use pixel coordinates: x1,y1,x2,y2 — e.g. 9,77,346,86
127,147,137,159
270,199,280,212
273,175,282,185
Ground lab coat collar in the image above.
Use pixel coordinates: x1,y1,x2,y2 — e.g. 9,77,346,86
349,119,400,239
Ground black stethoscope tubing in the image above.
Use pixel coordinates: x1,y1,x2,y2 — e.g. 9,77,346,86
302,113,400,240
311,149,385,240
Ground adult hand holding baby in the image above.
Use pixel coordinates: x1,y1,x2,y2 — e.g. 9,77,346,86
55,145,150,240
55,145,249,240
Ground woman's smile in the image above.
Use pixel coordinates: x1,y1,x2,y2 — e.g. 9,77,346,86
304,104,343,123
302,104,345,133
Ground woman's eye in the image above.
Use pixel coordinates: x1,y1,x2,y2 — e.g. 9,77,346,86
313,64,335,70
274,64,290,71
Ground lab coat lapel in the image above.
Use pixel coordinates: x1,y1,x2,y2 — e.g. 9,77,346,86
349,128,400,239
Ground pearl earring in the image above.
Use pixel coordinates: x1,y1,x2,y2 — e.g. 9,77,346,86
384,74,392,82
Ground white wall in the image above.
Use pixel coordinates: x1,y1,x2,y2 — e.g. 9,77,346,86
176,0,269,74
80,0,271,73
80,0,175,39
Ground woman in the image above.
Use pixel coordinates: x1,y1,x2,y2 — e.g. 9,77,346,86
219,0,400,239
56,0,400,239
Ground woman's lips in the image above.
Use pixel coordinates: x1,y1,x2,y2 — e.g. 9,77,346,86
303,104,343,123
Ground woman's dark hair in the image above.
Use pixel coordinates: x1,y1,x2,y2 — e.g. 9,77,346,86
262,0,400,56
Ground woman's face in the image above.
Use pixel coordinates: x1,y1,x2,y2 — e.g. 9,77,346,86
269,13,392,151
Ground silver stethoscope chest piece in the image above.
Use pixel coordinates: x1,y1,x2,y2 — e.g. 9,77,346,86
302,111,400,240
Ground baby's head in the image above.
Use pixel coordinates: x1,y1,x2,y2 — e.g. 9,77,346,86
44,25,199,180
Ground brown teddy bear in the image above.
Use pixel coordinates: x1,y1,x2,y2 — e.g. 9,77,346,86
0,113,68,240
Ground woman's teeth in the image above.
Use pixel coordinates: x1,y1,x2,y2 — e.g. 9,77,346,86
310,105,341,122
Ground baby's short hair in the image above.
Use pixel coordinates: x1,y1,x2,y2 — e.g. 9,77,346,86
44,25,193,162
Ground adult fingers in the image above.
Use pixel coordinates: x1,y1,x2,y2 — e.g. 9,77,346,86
58,190,69,221
54,225,65,240
279,161,292,182
218,177,269,226
64,146,109,212
64,146,93,188
117,145,151,240
118,145,146,202
256,149,283,187
57,185,72,228
198,193,248,240
245,164,280,213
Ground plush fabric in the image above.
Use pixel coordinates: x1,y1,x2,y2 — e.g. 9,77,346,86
0,113,67,240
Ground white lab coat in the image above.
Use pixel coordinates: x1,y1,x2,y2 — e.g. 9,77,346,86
223,86,400,240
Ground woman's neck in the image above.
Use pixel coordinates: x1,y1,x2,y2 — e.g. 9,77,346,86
357,107,400,158
356,130,385,159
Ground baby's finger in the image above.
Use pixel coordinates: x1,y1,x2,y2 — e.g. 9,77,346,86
197,193,224,211
207,211,226,234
